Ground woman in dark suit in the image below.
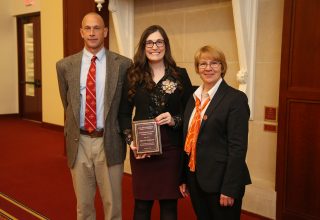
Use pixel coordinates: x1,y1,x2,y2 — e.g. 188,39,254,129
179,45,251,220
119,25,193,220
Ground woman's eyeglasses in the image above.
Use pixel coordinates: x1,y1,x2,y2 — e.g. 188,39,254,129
198,61,221,69
145,40,165,48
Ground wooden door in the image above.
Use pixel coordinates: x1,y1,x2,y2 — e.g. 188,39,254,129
276,0,320,219
17,13,42,122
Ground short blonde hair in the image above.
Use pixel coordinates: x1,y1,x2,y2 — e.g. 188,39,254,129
194,45,227,78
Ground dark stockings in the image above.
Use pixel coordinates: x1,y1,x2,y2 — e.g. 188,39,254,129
159,199,177,220
133,199,177,220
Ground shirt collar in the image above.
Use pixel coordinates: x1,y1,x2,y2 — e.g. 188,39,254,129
193,77,223,101
83,47,105,61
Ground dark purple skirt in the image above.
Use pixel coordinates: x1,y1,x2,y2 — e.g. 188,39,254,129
130,127,183,200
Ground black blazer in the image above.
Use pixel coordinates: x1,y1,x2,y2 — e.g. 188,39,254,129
182,80,251,199
119,67,193,147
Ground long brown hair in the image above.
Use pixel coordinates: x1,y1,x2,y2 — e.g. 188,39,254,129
127,25,178,100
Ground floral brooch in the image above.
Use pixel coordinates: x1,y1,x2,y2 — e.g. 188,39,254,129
162,79,177,94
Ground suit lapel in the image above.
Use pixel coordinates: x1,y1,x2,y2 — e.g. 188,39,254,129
199,80,229,130
104,51,119,120
69,52,82,127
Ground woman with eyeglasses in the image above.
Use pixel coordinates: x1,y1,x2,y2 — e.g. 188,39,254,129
179,45,251,220
119,25,193,220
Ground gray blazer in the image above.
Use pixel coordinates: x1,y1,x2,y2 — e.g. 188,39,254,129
56,50,132,168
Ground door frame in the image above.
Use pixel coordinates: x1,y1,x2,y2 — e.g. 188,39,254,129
17,12,42,122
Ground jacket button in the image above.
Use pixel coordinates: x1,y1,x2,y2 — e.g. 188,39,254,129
74,138,79,141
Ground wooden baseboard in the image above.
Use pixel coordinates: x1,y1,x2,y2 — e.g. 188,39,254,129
0,114,19,118
41,122,64,132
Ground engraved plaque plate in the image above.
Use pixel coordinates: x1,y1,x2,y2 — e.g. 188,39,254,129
132,119,162,155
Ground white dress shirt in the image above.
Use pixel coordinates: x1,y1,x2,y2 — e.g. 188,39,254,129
188,78,223,129
80,48,106,130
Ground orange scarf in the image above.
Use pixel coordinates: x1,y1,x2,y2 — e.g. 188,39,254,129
184,97,210,171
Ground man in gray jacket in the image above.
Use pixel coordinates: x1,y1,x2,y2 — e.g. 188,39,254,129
56,12,131,220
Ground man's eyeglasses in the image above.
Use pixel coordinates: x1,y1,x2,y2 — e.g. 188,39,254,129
198,61,221,69
145,40,165,48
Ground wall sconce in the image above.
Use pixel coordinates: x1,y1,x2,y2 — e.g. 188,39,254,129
94,0,105,11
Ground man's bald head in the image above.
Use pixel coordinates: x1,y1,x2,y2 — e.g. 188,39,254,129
80,12,108,54
81,12,105,28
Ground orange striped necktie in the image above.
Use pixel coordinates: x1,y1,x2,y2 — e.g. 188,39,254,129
184,96,210,172
84,56,97,133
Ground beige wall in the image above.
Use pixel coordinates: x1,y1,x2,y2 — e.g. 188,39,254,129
0,0,284,218
39,1,64,125
0,1,19,114
0,0,64,125
244,0,284,218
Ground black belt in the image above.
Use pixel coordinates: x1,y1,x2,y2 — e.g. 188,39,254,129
80,129,104,138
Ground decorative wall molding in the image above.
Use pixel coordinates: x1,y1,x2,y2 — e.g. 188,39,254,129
232,0,258,119
108,0,134,59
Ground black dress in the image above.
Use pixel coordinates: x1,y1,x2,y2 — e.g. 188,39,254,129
119,67,193,200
